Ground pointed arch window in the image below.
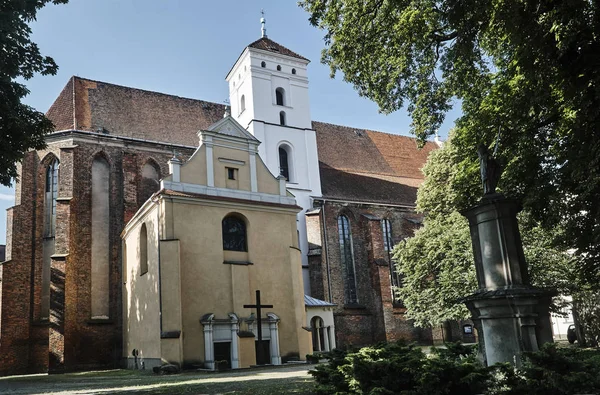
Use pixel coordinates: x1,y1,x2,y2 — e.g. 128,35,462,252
275,88,285,106
338,215,358,304
222,215,247,252
279,111,286,126
240,94,246,113
44,159,59,237
382,219,393,251
140,161,160,205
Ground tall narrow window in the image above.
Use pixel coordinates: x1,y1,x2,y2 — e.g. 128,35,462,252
338,215,358,304
279,147,289,180
240,95,246,113
140,223,148,275
222,215,247,252
279,111,286,126
91,156,110,319
275,88,285,106
44,159,59,237
382,219,393,251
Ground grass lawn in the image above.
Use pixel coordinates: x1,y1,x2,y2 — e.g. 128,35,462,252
0,365,316,394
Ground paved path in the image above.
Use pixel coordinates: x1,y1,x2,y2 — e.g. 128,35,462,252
0,364,315,395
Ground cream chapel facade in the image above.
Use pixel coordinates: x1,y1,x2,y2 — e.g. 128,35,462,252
0,30,441,375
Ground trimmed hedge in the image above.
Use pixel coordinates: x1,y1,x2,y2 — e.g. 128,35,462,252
309,342,600,395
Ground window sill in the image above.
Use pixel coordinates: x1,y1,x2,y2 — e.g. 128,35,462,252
223,260,253,265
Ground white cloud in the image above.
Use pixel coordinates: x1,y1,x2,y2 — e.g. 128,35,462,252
0,193,14,201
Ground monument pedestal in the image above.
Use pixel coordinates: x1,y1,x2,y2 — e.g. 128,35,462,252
462,194,555,366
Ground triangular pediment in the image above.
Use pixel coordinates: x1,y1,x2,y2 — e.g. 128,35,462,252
205,116,259,142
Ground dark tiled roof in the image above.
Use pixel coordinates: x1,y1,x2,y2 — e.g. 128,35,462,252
46,77,225,146
313,121,437,205
248,37,309,61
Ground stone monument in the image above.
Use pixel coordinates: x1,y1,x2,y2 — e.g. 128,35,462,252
461,144,555,366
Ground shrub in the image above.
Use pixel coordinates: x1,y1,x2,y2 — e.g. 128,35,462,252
310,342,600,395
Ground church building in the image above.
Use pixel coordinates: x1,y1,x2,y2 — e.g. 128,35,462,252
0,29,438,375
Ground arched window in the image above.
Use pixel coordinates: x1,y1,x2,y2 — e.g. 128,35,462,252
338,215,358,304
275,87,285,106
222,215,247,252
276,65,282,71
292,68,296,75
240,95,246,113
279,146,289,180
311,316,326,352
279,111,286,126
140,223,148,275
261,61,266,68
44,159,59,237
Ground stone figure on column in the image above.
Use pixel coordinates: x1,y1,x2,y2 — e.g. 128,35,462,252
477,144,503,195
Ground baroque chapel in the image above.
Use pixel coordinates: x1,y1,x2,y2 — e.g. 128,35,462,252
0,32,440,374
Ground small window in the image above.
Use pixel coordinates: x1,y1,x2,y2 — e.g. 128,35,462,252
140,223,148,275
240,95,246,113
279,111,286,126
275,87,285,106
238,74,241,80
244,65,247,72
279,147,289,180
261,61,266,68
227,167,236,180
277,65,282,71
292,68,296,75
222,215,247,252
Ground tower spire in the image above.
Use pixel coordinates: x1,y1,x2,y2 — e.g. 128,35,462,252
261,9,267,38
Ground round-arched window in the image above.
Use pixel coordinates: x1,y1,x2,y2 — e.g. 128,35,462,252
222,215,247,252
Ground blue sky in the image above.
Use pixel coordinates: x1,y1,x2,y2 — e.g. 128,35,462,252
0,0,461,243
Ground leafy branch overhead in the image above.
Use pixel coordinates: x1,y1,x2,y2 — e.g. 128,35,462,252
302,0,600,281
0,0,68,186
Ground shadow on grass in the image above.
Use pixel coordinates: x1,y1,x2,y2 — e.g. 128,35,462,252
0,366,316,395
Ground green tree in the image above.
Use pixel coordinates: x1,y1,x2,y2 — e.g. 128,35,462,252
301,0,600,283
0,0,68,186
393,137,574,327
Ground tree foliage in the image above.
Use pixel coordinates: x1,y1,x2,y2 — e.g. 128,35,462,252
0,0,68,186
301,0,600,282
392,138,574,327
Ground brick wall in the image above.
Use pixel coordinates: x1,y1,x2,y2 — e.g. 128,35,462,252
0,134,193,375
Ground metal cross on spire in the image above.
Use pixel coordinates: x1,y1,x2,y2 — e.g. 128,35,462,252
261,9,267,38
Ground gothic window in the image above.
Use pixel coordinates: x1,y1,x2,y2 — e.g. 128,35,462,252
44,159,59,237
91,156,110,319
222,215,247,252
279,147,289,180
338,215,358,304
261,61,266,68
382,219,393,251
140,223,148,275
240,95,246,113
275,88,285,106
277,65,281,71
279,111,286,126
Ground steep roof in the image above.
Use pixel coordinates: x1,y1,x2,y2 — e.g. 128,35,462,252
248,37,309,61
313,122,437,205
46,77,435,205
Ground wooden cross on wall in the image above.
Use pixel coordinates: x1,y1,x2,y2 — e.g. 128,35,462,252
243,290,273,365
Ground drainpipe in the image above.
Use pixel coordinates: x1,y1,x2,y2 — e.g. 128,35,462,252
153,196,163,333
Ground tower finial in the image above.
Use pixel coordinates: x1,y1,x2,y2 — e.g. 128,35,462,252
261,9,267,38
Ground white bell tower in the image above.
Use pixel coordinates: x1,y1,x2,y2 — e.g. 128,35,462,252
226,20,321,295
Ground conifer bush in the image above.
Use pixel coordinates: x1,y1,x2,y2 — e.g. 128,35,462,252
309,342,600,395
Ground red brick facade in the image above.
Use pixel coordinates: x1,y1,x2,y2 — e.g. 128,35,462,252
0,132,193,375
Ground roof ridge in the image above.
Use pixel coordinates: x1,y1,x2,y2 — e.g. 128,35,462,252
312,120,436,144
69,76,224,106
